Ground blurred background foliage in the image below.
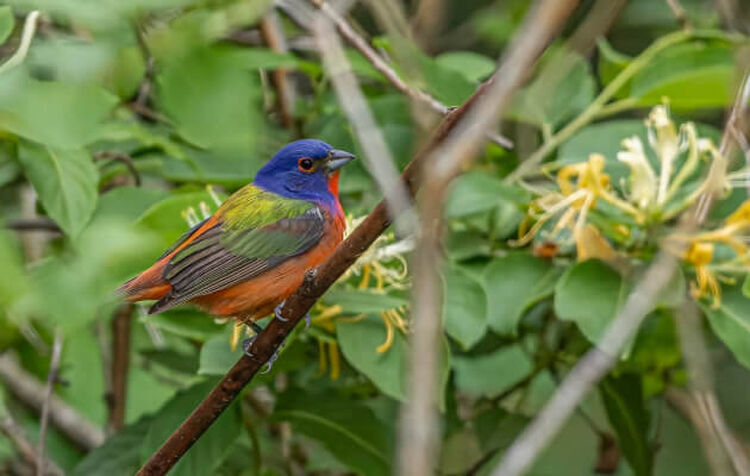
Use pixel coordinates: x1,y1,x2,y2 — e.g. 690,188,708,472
0,0,748,474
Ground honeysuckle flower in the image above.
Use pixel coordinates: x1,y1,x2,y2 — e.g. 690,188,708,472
648,106,680,205
618,136,657,210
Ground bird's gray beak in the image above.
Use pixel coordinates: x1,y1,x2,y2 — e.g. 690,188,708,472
325,149,355,172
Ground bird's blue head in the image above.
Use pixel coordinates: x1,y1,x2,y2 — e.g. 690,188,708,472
254,139,355,209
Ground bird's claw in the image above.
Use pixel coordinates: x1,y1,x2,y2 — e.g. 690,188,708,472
241,336,257,357
304,313,311,330
274,301,288,322
261,344,283,374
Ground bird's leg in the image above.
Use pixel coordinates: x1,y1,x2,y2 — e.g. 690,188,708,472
261,346,282,374
240,322,265,357
274,300,312,329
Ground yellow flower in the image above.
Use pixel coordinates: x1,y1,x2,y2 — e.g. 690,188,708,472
684,242,721,308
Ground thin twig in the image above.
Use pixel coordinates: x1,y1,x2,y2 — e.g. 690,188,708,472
311,5,416,237
5,218,61,233
37,329,63,476
292,0,514,149
259,10,297,130
397,1,580,475
107,304,133,434
666,0,692,29
568,0,627,57
0,10,40,75
0,413,63,476
134,40,507,476
94,151,142,187
0,353,104,450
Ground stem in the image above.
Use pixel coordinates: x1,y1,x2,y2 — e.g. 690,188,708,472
0,11,40,75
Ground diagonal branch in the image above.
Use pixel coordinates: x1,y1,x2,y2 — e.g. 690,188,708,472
134,43,502,476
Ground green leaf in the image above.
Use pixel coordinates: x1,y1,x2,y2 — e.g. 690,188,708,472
597,37,632,87
0,71,118,148
599,374,653,476
157,46,265,155
483,253,558,335
273,389,392,476
323,288,408,314
140,380,241,476
435,51,496,82
0,227,29,312
0,6,14,44
17,142,98,237
630,42,735,109
702,283,750,370
198,334,243,376
554,259,626,344
145,309,225,343
337,314,406,401
509,48,595,128
443,264,487,349
743,274,750,298
337,315,451,408
452,345,534,398
445,171,528,218
72,417,152,475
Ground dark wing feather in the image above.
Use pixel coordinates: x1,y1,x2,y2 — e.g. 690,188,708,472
149,206,325,314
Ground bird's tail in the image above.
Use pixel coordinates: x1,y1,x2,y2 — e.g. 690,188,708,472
117,262,171,302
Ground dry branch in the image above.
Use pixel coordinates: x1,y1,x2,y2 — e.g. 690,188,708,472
36,329,63,476
106,304,133,434
134,43,500,476
259,10,297,130
0,353,104,450
397,1,581,474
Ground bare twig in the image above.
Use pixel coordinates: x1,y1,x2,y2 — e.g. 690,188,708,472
311,6,415,236
94,151,142,187
5,218,61,233
397,1,580,475
37,329,63,476
568,0,628,57
714,0,748,32
492,61,750,476
0,413,63,476
0,10,40,75
292,0,514,149
0,353,104,450
666,0,692,29
135,37,507,476
410,0,444,51
107,304,133,434
259,10,297,130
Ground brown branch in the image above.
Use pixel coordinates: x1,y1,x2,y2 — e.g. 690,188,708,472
397,1,580,474
36,329,63,476
106,304,133,434
665,0,692,29
5,218,61,233
259,10,297,130
134,42,504,476
299,0,514,150
0,353,104,450
568,0,627,57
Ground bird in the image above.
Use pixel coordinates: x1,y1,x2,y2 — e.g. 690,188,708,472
119,139,355,354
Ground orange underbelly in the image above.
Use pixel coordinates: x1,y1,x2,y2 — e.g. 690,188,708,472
191,223,342,320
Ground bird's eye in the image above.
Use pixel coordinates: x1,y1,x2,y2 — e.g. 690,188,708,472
298,157,314,172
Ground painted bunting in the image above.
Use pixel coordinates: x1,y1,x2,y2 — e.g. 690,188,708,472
119,139,355,339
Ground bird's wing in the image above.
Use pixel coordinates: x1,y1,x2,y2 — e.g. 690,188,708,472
150,185,326,313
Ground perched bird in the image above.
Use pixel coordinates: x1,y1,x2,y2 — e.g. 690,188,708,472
119,139,355,345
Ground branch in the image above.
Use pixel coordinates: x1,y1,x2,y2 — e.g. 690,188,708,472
5,218,61,233
0,353,104,450
134,38,501,476
397,1,580,474
106,304,133,434
491,63,750,476
666,0,692,29
259,10,297,130
311,4,416,236
93,151,142,187
291,0,514,150
36,329,63,476
0,412,63,476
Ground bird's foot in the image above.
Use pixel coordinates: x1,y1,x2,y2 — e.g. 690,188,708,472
241,336,257,357
304,312,311,330
261,344,284,374
249,321,263,335
274,301,288,322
